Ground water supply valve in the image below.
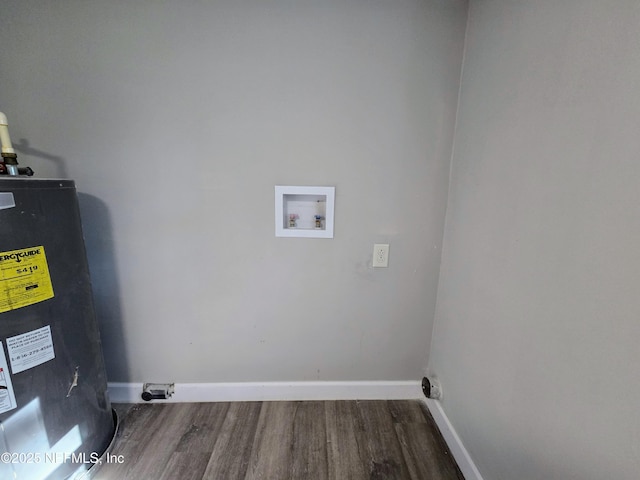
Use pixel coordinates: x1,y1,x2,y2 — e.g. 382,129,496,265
0,112,34,176
141,383,175,401
422,376,443,400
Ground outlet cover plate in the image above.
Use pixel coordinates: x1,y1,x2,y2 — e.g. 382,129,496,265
373,244,389,268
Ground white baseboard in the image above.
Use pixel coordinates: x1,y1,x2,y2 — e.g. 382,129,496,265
108,380,423,404
423,398,484,480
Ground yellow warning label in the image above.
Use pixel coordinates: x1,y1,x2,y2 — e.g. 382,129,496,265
0,246,54,314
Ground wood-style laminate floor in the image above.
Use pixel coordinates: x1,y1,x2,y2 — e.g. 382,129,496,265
94,400,464,480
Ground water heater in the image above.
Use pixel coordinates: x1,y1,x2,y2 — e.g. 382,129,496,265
0,178,116,479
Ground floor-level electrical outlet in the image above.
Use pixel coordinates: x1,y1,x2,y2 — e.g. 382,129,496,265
373,244,389,268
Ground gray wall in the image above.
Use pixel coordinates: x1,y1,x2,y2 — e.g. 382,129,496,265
430,1,640,478
0,0,467,383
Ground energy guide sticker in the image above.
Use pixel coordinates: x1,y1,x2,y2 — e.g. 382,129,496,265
0,246,54,313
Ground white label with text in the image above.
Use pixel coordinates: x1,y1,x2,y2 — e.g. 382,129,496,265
7,325,55,374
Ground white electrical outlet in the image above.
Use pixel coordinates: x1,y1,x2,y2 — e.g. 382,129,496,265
373,244,389,268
